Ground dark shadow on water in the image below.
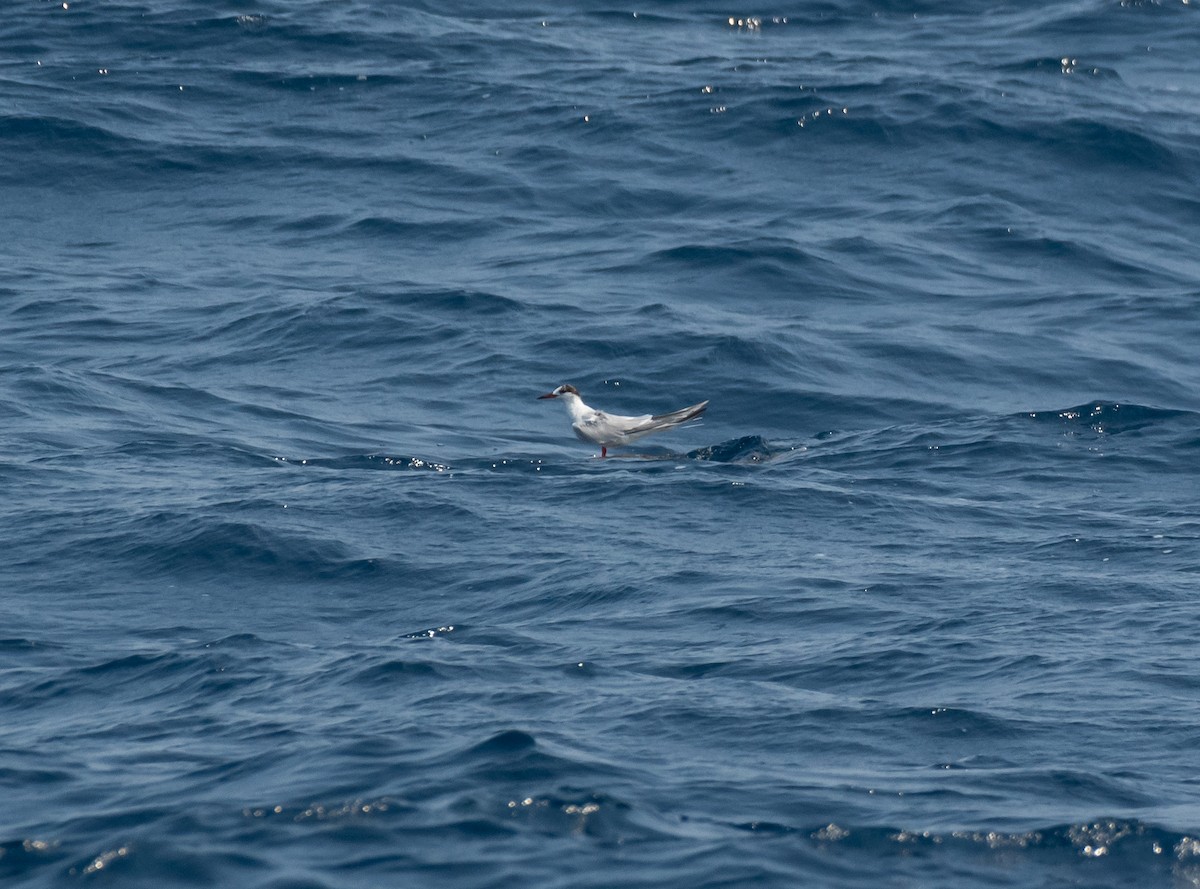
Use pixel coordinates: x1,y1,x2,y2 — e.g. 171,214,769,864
686,434,778,463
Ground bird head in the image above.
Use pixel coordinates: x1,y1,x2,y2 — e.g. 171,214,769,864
537,384,580,400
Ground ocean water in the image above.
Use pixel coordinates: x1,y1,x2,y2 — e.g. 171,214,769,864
3,1,1200,886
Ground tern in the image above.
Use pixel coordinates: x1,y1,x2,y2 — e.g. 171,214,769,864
538,383,708,457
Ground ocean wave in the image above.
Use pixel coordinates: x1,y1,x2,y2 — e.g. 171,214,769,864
1024,401,1196,435
4,4,1199,888
4,787,1195,887
51,513,396,581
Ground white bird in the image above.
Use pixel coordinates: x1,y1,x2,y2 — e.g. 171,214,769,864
538,383,708,457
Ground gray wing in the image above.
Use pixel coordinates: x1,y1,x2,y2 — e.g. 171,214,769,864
575,410,652,444
629,400,708,434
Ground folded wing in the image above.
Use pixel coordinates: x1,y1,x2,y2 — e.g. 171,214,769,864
629,400,708,435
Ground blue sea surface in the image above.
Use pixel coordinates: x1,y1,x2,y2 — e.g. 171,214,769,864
3,1,1200,886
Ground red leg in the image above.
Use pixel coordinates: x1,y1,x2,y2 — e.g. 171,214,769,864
601,447,607,458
